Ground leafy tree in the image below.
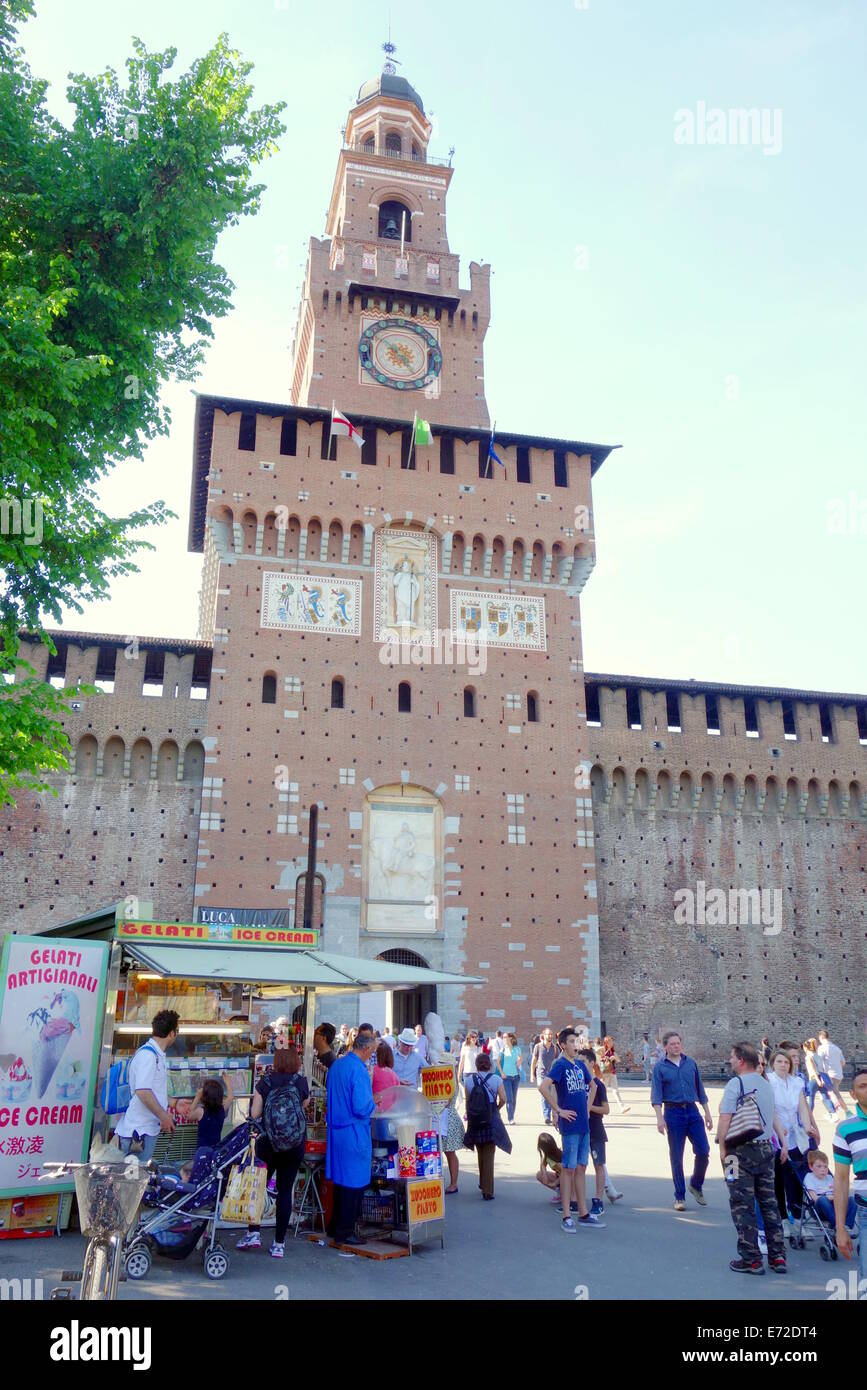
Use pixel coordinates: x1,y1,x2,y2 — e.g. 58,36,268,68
0,0,284,803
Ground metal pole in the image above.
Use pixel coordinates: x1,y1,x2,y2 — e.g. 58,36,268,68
303,803,318,932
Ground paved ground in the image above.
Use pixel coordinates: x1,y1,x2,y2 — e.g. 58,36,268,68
1,1081,853,1301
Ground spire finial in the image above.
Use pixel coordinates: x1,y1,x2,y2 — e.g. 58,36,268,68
381,36,400,77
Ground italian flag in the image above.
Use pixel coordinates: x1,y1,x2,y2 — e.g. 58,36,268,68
331,407,364,449
414,416,433,446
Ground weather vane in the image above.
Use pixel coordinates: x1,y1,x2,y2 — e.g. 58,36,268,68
382,37,401,76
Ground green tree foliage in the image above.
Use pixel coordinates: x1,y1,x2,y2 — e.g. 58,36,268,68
0,0,284,803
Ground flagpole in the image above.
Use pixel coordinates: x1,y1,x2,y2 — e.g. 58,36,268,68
485,418,496,479
407,410,417,471
327,400,335,460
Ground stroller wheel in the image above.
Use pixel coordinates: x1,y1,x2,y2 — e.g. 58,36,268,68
788,1235,797,1249
798,1237,806,1249
819,1245,830,1261
204,1245,229,1280
125,1245,152,1281
830,1246,839,1261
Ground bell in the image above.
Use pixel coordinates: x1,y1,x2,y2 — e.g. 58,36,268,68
382,217,399,239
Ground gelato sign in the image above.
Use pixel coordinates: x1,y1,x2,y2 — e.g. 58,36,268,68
116,920,320,948
0,936,108,1197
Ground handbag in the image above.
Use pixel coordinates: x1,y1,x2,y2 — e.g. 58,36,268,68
725,1078,765,1149
220,1138,267,1224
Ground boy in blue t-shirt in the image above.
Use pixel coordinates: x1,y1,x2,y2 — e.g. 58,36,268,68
539,1028,605,1231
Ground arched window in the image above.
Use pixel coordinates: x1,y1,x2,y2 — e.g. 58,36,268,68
362,133,375,151
385,131,402,157
398,681,411,713
262,672,277,704
463,687,476,718
331,677,345,709
378,199,411,243
527,691,539,723
411,141,421,162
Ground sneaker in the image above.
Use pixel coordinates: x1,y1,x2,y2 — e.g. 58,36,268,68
757,1234,768,1255
235,1231,261,1250
550,1193,563,1204
591,1198,604,1216
730,1258,764,1275
577,1212,605,1228
688,1183,707,1206
269,1242,284,1259
335,1249,357,1259
768,1256,787,1274
561,1218,577,1233
674,1199,687,1211
605,1185,623,1203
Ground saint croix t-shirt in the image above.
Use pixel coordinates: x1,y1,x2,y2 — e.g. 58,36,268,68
546,1055,592,1136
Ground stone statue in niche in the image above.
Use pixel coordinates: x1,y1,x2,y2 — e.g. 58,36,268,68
392,556,420,627
375,528,436,643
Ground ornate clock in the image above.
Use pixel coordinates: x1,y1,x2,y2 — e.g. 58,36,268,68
358,317,442,391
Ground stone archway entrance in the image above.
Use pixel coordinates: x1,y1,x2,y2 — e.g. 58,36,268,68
376,948,437,1034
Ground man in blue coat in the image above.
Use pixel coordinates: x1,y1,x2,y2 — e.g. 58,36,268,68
326,1023,377,1251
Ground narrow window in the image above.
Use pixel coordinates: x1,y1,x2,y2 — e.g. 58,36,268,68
46,643,69,689
262,673,276,704
331,677,345,709
705,692,721,735
585,684,601,727
666,690,681,732
279,417,297,456
320,424,337,461
516,447,531,484
818,702,833,743
398,682,411,713
527,691,539,723
626,688,642,729
782,698,797,740
142,649,165,698
464,687,476,718
400,429,413,469
238,412,256,451
857,705,867,743
439,436,455,475
362,430,377,466
94,644,117,695
478,439,490,477
744,697,760,738
553,452,568,488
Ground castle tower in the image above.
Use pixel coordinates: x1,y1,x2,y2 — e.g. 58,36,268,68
290,65,491,428
187,63,614,1038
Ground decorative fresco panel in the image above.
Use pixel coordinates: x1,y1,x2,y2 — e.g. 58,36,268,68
260,572,361,636
373,529,438,644
449,589,547,652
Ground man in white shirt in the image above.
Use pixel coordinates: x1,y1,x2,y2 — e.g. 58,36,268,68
413,1024,429,1063
393,1028,425,1087
817,1030,848,1114
489,1030,505,1068
114,1010,179,1161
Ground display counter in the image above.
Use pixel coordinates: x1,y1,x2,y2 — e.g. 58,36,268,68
363,1088,445,1254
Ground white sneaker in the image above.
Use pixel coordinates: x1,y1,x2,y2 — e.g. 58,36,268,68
606,1185,623,1203
561,1217,577,1233
236,1230,260,1250
269,1242,284,1259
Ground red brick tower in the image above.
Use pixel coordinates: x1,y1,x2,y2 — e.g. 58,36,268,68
189,64,615,1036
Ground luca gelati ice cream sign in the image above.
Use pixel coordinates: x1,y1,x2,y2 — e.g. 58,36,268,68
0,937,108,1196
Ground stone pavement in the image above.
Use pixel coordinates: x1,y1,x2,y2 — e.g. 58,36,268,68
0,1081,853,1301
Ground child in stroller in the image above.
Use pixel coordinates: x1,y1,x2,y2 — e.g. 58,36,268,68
794,1149,859,1261
124,1119,259,1282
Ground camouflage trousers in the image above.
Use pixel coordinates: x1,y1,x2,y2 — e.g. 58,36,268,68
726,1138,786,1262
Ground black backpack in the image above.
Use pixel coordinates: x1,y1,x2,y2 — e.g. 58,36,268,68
263,1079,307,1151
467,1074,493,1125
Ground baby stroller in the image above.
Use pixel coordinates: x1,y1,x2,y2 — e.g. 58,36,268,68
788,1166,839,1262
124,1119,262,1282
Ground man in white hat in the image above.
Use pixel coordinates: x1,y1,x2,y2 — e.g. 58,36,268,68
393,1027,425,1088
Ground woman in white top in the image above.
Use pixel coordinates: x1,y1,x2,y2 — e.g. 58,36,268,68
456,1031,481,1120
768,1049,813,1224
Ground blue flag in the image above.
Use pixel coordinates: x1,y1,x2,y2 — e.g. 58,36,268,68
488,437,505,468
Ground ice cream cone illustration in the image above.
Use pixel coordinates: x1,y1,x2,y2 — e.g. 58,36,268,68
27,988,80,1098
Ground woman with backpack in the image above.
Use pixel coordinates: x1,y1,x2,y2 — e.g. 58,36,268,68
236,1044,312,1258
462,1052,511,1199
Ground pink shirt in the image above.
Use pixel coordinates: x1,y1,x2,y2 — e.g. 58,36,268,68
372,1066,400,1104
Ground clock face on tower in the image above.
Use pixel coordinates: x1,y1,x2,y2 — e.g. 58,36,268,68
358,317,443,391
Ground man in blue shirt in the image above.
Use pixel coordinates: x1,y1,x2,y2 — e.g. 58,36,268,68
539,1027,604,1232
326,1023,377,1254
650,1030,713,1211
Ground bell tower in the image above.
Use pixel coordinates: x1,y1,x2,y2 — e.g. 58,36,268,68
290,49,491,428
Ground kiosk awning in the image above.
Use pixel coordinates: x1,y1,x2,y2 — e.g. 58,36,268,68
122,942,481,995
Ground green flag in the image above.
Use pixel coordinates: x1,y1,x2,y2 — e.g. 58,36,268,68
415,417,433,446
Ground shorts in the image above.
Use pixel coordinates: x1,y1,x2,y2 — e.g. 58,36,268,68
590,1140,606,1169
560,1131,590,1170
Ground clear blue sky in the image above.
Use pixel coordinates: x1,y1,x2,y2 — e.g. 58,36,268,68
21,0,867,692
